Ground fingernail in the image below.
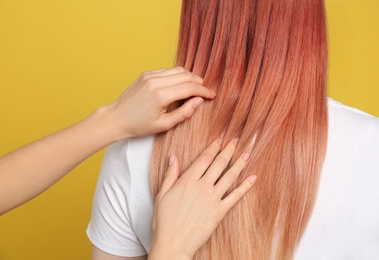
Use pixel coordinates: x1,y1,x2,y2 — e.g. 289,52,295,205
169,155,175,166
193,98,204,108
242,152,251,161
211,90,216,97
218,137,224,145
232,138,239,145
249,175,257,184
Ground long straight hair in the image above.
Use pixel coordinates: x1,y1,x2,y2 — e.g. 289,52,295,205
151,0,328,259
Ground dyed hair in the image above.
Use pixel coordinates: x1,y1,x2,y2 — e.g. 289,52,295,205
151,0,328,259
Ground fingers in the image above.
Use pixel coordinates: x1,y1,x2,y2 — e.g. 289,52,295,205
221,175,257,211
203,138,239,184
162,83,215,104
139,67,215,104
214,152,251,198
158,155,180,197
155,82,215,130
181,138,223,181
154,71,204,87
140,67,186,79
158,97,204,131
150,67,188,77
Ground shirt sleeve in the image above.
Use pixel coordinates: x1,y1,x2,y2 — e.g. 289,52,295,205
86,140,147,257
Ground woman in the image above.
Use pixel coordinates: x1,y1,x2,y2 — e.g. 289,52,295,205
87,0,379,259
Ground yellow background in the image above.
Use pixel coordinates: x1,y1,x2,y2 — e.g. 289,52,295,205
0,0,378,259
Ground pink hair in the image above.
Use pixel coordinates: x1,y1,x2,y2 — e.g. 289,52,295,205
151,0,328,258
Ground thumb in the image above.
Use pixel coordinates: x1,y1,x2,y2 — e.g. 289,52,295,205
159,97,204,131
158,155,180,197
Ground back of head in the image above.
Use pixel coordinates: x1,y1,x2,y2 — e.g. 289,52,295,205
151,0,328,259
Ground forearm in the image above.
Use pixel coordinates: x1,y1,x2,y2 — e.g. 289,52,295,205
0,105,122,215
0,68,212,215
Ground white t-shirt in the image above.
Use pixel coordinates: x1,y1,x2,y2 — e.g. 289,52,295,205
87,98,379,259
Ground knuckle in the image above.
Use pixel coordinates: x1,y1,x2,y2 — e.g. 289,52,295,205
144,78,157,88
201,152,216,165
183,82,198,94
189,82,198,90
224,172,235,184
208,144,222,156
190,74,200,82
176,66,186,72
236,186,247,197
183,70,192,78
140,71,150,81
216,156,229,168
213,139,222,149
154,89,167,103
159,120,172,131
218,178,230,189
230,162,245,176
180,107,193,120
229,172,241,185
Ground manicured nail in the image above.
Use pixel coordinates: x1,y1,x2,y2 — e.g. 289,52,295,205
249,175,257,184
242,152,251,161
193,98,204,108
169,155,175,166
232,138,239,145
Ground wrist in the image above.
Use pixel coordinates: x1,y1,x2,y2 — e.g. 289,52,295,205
91,104,131,143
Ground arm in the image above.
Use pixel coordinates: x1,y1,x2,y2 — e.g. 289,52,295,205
89,138,256,260
92,246,147,260
0,67,215,215
148,138,256,260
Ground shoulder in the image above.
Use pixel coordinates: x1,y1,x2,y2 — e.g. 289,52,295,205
327,97,379,136
100,139,128,175
87,136,155,257
324,98,379,206
124,135,155,198
95,134,154,194
327,97,379,154
92,136,154,208
100,135,154,180
323,98,379,210
297,99,379,258
126,135,155,162
325,98,379,174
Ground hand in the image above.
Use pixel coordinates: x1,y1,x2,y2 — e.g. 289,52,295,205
149,138,257,260
105,67,215,140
